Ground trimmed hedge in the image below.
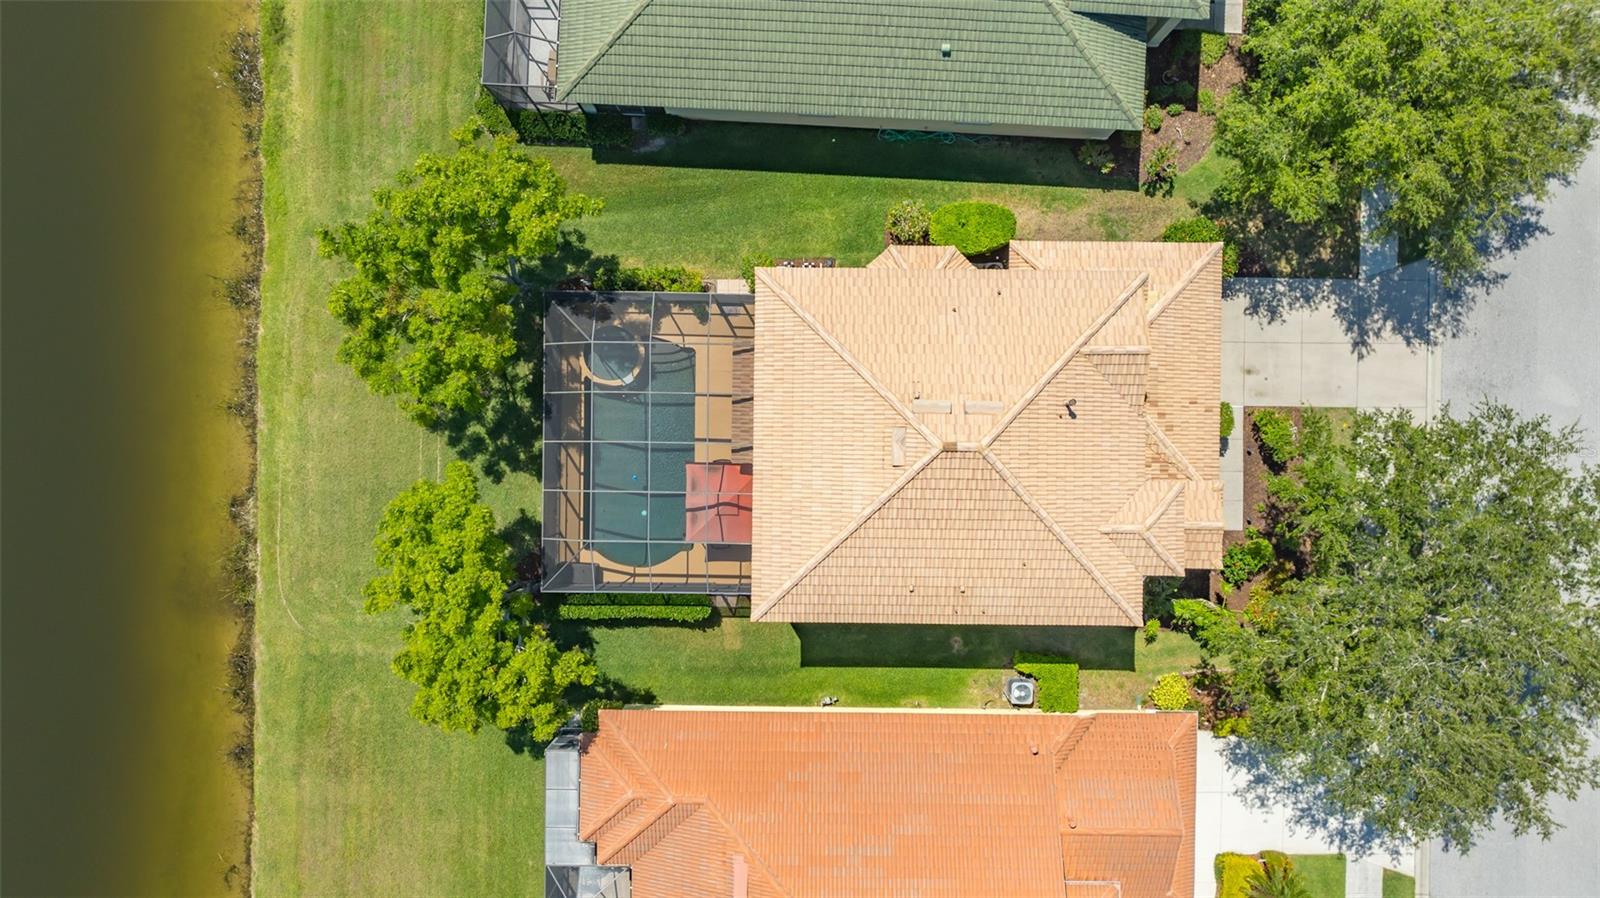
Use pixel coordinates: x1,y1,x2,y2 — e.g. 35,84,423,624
558,604,713,622
559,592,713,622
514,110,633,148
1216,853,1263,898
1014,651,1080,712
474,87,516,138
589,262,704,292
1220,400,1235,438
929,202,1016,256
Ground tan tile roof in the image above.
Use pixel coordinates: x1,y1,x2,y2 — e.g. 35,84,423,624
580,708,1198,898
751,242,1224,625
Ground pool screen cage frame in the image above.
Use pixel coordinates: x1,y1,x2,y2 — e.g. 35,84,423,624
482,0,579,111
542,291,754,596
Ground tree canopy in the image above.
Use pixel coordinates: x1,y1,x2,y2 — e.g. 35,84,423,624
365,461,595,739
1204,403,1600,850
1217,0,1600,280
319,121,600,425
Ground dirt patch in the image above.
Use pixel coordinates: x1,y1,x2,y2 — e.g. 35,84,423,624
1141,113,1215,174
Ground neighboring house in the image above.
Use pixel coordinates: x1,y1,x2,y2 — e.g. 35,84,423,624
546,707,1198,898
541,241,1226,628
483,0,1242,140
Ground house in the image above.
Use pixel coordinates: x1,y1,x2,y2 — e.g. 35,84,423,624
483,0,1243,140
545,706,1198,898
540,240,1225,628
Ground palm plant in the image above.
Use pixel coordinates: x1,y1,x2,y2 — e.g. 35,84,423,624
1246,862,1312,898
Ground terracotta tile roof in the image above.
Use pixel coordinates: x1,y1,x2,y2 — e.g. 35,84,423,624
751,242,1224,625
580,708,1198,898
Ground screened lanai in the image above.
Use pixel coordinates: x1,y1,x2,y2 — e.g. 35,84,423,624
542,292,754,595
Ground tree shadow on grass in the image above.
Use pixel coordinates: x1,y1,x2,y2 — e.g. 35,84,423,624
794,624,1135,670
591,119,1130,189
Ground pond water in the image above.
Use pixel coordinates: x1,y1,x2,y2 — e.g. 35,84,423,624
1,2,256,894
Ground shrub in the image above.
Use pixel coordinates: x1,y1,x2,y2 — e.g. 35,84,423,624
1120,130,1144,150
1172,598,1237,649
516,109,592,145
1220,400,1235,438
1198,88,1219,117
1166,102,1184,117
1142,145,1177,197
1076,141,1116,175
580,698,624,732
928,202,1017,256
1215,715,1251,737
1144,104,1165,132
739,251,776,292
885,199,932,244
1144,619,1161,644
1251,408,1298,467
1216,853,1264,898
1160,216,1240,278
1147,673,1194,710
1259,851,1291,873
1013,652,1080,712
1221,530,1275,587
590,262,704,292
1247,857,1312,898
1201,32,1229,66
474,87,516,138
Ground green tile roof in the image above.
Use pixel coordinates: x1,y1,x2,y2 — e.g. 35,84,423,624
555,0,1149,133
1073,0,1211,19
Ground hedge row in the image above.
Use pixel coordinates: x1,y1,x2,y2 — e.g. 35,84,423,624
564,592,711,607
1215,853,1262,898
558,603,713,622
514,110,633,149
928,201,1017,256
1013,651,1080,712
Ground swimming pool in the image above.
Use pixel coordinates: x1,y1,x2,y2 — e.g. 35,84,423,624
587,339,695,567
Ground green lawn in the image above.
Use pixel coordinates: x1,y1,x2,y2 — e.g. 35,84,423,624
1290,854,1348,898
256,1,1220,893
1384,869,1418,898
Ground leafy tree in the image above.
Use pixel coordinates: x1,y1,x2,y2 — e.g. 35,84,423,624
365,462,596,739
1202,402,1600,850
1217,0,1600,280
319,121,601,425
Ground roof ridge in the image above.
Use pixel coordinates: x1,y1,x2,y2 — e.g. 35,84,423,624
750,445,944,620
1043,0,1142,128
579,748,640,841
1146,418,1202,482
756,269,941,448
983,451,1142,626
1147,243,1223,323
596,797,676,865
1008,240,1043,271
553,0,656,102
981,272,1149,449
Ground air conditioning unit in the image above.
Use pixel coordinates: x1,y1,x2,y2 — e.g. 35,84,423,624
1005,677,1036,708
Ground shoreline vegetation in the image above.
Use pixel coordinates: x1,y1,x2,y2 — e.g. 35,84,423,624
217,6,265,895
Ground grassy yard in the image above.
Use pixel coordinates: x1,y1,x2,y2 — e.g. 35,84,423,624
1384,869,1418,898
540,132,1224,273
1290,854,1348,898
256,1,1219,893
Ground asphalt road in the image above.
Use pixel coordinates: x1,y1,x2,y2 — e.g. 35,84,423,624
1424,149,1600,897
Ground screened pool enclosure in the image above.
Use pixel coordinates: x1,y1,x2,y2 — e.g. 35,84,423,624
542,292,754,594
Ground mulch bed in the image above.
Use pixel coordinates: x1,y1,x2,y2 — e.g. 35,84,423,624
1213,405,1307,609
1138,35,1248,176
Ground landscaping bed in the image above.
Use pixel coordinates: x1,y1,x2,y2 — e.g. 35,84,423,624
1139,33,1246,175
